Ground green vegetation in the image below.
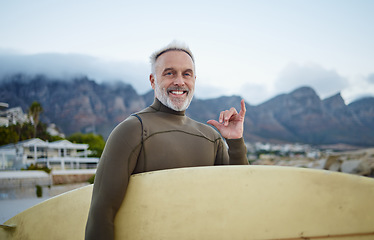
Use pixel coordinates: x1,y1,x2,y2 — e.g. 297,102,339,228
23,163,52,174
68,133,105,158
0,121,64,146
1,102,105,158
28,101,43,138
1,125,105,158
88,174,96,184
36,185,43,198
1,101,64,146
0,127,19,145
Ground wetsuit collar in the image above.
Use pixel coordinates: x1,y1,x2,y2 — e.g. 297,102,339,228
151,98,186,116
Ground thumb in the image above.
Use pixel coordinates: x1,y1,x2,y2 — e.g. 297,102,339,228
207,120,219,127
207,120,221,129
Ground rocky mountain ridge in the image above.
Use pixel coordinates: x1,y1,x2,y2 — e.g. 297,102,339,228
1,74,373,146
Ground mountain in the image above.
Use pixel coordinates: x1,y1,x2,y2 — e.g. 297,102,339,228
1,74,374,146
0,74,146,138
241,87,374,146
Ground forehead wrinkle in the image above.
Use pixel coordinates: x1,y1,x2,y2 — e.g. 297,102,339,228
162,67,175,72
155,51,195,73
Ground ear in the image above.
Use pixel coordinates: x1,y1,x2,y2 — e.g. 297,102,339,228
149,74,156,89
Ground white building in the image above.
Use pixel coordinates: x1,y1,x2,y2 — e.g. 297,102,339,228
0,104,29,127
0,138,99,170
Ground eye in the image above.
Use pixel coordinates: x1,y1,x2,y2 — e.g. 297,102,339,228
184,72,192,77
164,72,173,76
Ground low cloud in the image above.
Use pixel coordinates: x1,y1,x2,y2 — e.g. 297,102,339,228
0,52,152,94
238,83,271,105
368,73,374,84
274,62,349,99
342,73,374,103
194,81,229,100
1,53,370,104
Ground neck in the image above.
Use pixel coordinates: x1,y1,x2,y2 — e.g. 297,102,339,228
152,98,186,116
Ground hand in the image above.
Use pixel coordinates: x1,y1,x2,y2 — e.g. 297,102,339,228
207,99,246,139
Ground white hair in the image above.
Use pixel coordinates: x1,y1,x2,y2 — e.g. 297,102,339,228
150,40,195,74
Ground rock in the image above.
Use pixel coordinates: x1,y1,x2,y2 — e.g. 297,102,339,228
328,161,341,172
325,155,341,169
308,159,326,169
341,159,371,176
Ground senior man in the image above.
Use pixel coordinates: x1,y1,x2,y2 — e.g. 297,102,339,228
85,41,249,239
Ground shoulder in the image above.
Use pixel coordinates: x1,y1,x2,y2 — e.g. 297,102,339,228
116,105,157,131
107,115,142,142
117,115,142,130
186,117,222,141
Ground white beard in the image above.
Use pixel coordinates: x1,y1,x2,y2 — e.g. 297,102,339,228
154,80,194,112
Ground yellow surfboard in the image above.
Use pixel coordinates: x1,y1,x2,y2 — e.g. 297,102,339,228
1,166,374,240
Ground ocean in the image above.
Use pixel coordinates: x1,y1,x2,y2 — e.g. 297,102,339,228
0,183,90,223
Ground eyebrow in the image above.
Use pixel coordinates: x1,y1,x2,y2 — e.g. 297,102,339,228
184,69,194,73
162,68,194,73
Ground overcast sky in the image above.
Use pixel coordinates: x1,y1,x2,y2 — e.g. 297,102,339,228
1,0,373,105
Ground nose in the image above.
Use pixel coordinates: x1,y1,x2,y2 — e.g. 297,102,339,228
173,74,185,86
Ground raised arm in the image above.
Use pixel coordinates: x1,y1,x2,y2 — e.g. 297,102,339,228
209,99,248,165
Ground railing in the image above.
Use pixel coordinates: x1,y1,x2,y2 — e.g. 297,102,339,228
36,157,99,170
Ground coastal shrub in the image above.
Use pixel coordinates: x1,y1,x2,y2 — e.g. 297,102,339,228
0,122,62,146
23,164,52,174
36,185,43,198
88,174,95,184
68,133,105,158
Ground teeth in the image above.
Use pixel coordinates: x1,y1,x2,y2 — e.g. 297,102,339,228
171,91,184,95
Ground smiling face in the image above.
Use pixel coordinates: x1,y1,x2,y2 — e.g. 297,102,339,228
150,50,196,111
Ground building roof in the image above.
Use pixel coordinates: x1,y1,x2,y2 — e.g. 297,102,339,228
0,138,88,150
48,140,88,150
18,138,49,147
0,138,47,149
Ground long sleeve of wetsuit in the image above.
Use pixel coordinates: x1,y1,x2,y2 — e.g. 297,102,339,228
227,138,249,165
214,137,248,165
85,116,142,240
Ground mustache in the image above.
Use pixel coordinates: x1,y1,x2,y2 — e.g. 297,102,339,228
167,86,190,92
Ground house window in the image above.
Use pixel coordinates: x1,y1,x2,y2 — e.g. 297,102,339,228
60,149,71,157
37,147,46,153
